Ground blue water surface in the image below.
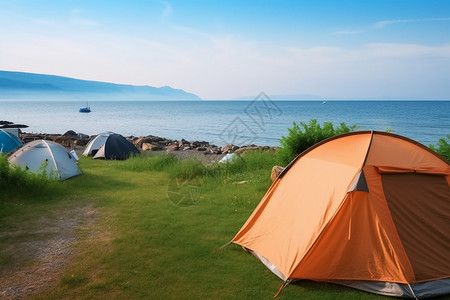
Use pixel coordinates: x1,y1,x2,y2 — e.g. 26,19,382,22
0,100,448,147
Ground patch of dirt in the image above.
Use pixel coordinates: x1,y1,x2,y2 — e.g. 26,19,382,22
0,205,97,300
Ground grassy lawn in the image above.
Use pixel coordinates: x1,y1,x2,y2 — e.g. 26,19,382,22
0,152,403,299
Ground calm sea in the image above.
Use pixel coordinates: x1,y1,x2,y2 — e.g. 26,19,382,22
0,100,448,147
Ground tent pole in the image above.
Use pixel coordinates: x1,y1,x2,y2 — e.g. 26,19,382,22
406,283,418,300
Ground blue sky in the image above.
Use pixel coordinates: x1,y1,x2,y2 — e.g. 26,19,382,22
0,0,449,99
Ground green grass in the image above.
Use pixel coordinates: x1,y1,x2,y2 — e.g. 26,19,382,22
0,151,418,299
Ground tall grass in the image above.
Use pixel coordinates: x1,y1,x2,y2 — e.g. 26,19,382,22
115,150,278,183
114,153,178,172
0,154,57,195
0,154,62,221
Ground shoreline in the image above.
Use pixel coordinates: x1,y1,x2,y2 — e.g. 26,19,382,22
19,130,277,164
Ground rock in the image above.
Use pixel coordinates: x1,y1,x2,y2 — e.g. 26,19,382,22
166,144,179,152
271,166,285,182
208,147,221,154
134,136,153,149
197,147,207,151
74,139,89,147
178,139,190,148
183,146,191,151
142,143,161,151
235,146,259,154
63,130,77,137
55,136,74,147
150,136,164,143
221,144,239,153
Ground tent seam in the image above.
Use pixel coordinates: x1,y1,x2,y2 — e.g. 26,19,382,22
43,140,60,180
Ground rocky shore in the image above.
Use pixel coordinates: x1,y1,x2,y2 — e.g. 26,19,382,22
19,130,278,163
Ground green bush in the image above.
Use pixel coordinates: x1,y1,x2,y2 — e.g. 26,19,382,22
430,135,450,161
278,119,357,165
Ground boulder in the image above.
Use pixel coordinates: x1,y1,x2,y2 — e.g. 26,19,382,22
74,139,89,147
62,130,77,137
221,144,239,153
142,143,162,151
271,166,285,182
166,144,179,152
134,136,153,149
208,147,221,154
235,146,259,154
55,136,74,147
150,136,164,143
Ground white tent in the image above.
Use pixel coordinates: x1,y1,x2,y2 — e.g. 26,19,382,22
82,132,114,156
219,153,237,163
8,140,81,180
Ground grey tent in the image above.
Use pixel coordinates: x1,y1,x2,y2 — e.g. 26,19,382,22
82,131,114,156
8,140,81,180
93,134,139,160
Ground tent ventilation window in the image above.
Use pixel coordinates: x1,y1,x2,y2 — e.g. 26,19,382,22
347,170,369,192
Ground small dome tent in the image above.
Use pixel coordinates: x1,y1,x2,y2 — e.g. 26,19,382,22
82,132,114,156
230,131,450,298
93,133,139,160
0,129,22,153
8,140,81,180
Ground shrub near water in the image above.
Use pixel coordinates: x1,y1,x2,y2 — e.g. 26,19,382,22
430,135,450,161
278,119,357,165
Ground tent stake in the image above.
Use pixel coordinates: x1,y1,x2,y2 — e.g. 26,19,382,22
214,241,232,252
273,279,290,298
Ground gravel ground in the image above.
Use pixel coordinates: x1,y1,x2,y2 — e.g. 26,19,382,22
168,149,226,164
0,205,97,300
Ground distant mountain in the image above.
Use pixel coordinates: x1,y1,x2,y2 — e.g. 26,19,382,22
0,70,201,100
234,93,322,101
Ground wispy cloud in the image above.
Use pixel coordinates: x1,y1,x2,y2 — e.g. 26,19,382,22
374,17,450,29
333,17,450,35
365,43,450,57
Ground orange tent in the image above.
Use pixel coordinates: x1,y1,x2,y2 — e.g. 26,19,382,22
231,131,450,298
